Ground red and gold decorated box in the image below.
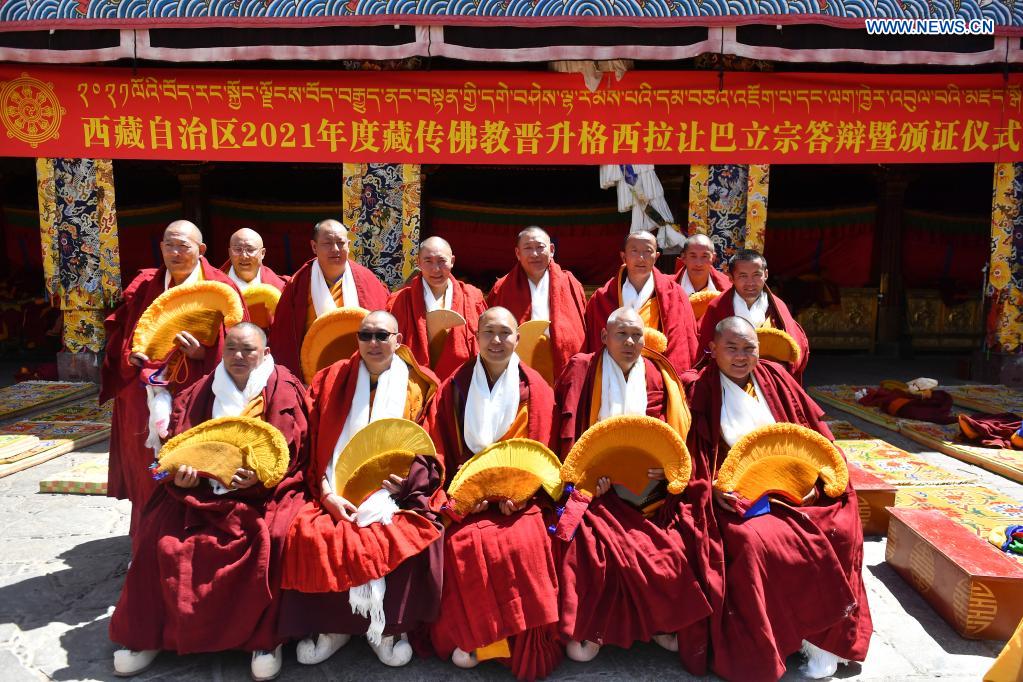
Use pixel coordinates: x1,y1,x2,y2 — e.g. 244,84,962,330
886,508,1023,640
849,464,897,537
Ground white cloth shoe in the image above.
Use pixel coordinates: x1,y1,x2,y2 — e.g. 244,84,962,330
451,647,478,669
113,648,158,677
800,640,848,679
296,633,350,665
566,640,601,662
370,634,413,667
653,633,679,652
250,645,283,681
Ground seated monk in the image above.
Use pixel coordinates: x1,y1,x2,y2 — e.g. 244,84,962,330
109,322,309,681
424,307,562,680
698,250,809,383
387,236,487,381
487,226,587,384
101,220,247,538
553,307,711,664
674,233,730,294
683,317,871,682
584,231,699,376
223,227,288,294
277,310,443,667
268,219,389,380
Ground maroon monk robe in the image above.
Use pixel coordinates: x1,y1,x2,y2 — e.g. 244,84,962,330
220,262,289,292
267,257,390,380
958,412,1023,449
387,274,487,381
583,266,700,376
109,364,309,654
674,361,872,682
100,258,248,537
424,358,563,681
487,261,587,384
553,351,711,653
857,387,955,424
697,286,810,384
673,262,732,292
277,349,445,639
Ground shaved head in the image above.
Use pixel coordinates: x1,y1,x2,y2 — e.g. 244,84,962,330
714,316,758,341
602,306,644,372
164,220,202,244
515,226,554,283
683,233,714,252
711,316,759,383
312,218,345,241
358,309,401,374
606,307,644,330
420,235,453,257
161,220,205,282
230,228,264,249
227,321,267,346
479,306,518,331
419,236,455,295
624,230,658,250
223,321,269,388
361,309,399,334
517,226,551,246
228,228,266,281
478,306,519,378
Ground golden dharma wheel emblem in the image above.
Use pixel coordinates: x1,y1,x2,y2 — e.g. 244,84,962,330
0,74,64,148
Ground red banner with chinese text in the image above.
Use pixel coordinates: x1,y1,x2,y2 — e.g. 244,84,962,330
2,65,1023,165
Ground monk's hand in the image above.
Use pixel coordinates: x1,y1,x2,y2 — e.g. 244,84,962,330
231,468,259,490
175,331,206,360
498,498,524,516
128,352,148,368
593,476,611,498
469,500,489,515
800,487,820,506
173,465,200,489
381,474,405,496
713,488,740,512
322,493,357,523
647,467,666,480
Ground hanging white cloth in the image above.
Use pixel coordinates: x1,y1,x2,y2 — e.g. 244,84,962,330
325,355,409,490
310,259,359,318
463,354,521,455
719,373,776,448
597,350,647,421
144,380,172,454
528,270,550,321
680,269,719,296
227,265,261,292
422,279,452,312
621,272,655,312
164,263,201,290
349,489,399,645
733,291,769,328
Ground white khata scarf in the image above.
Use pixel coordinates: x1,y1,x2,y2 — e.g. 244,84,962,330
227,265,261,292
621,272,655,311
732,291,769,329
598,350,647,421
310,259,359,318
528,269,550,321
463,354,521,454
163,263,201,291
680,269,718,296
422,278,453,312
719,373,776,448
211,353,275,419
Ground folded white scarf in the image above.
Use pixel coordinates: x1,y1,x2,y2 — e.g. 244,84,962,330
733,291,769,329
164,263,201,290
325,355,409,490
227,265,260,292
598,350,648,421
680,269,718,296
310,259,359,318
212,353,275,418
719,373,776,448
463,354,521,455
621,272,655,311
528,269,550,321
145,379,172,454
422,278,453,312
349,489,400,644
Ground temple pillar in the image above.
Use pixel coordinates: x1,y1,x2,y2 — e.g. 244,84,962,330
873,165,910,351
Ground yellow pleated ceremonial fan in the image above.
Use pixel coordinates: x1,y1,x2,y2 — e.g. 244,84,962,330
446,438,562,516
300,306,369,383
756,327,801,365
715,422,847,505
643,327,668,354
157,415,290,488
688,290,719,320
132,281,245,361
560,414,692,497
516,319,554,385
243,284,281,329
333,418,437,505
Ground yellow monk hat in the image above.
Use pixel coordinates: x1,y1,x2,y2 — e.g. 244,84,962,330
242,284,281,329
643,327,668,354
132,281,245,362
300,306,369,383
756,327,801,365
516,319,553,384
156,415,290,488
446,438,562,517
561,414,691,497
715,422,847,506
333,418,437,505
688,290,719,320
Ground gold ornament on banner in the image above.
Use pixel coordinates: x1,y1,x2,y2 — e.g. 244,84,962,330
0,75,64,147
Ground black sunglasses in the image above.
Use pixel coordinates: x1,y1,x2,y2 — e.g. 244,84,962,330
357,330,398,343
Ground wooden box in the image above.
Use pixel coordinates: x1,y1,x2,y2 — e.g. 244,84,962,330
849,464,897,537
885,508,1023,640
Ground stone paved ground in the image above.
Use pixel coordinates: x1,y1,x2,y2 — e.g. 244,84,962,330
0,354,1019,681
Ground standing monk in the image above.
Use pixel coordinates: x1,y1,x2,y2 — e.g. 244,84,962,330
583,231,699,376
277,310,443,668
487,226,586,385
424,307,562,680
674,234,730,294
100,220,246,538
110,323,309,681
223,228,288,293
387,236,487,381
268,219,389,380
683,317,871,682
554,307,711,664
698,250,809,382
